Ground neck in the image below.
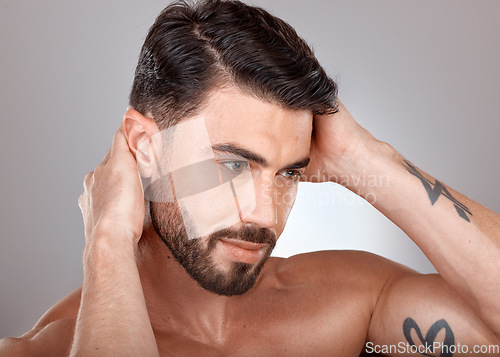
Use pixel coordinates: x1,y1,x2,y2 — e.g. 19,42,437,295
136,221,233,342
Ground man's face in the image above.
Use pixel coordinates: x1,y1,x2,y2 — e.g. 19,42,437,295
148,87,313,296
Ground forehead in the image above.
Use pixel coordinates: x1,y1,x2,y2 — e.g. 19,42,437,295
198,87,313,157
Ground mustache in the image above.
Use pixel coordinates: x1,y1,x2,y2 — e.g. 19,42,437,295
208,225,276,250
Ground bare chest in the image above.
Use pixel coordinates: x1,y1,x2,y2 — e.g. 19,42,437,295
154,292,370,356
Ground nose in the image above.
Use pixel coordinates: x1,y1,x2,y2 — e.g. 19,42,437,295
240,175,277,229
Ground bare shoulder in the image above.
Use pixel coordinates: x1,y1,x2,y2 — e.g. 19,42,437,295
0,287,81,357
263,250,417,309
250,250,421,353
268,249,416,287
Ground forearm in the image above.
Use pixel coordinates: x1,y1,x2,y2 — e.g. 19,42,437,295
339,138,500,333
71,234,159,357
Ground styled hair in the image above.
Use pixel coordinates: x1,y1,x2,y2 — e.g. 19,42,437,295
129,0,338,128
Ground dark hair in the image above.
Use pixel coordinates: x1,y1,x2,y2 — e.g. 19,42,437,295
129,0,338,129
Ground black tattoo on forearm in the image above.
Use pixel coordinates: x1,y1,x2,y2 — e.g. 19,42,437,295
403,317,455,357
403,160,472,222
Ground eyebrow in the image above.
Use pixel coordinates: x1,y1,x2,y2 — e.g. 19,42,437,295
283,157,310,170
211,144,267,166
211,143,310,170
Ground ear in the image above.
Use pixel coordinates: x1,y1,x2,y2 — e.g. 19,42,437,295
122,108,160,178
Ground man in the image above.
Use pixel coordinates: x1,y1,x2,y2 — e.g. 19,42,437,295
1,0,499,356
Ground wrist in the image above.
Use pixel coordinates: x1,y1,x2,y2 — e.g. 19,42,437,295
83,230,137,267
92,217,139,245
331,139,402,198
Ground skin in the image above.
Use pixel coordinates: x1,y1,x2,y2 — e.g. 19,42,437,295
1,86,499,356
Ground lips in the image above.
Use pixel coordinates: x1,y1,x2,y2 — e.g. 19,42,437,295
218,238,268,264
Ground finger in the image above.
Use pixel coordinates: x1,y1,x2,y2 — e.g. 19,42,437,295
102,148,111,163
314,98,345,120
78,193,85,210
83,171,94,191
110,124,131,156
94,161,105,177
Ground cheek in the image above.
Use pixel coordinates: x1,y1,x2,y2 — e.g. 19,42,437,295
150,201,184,230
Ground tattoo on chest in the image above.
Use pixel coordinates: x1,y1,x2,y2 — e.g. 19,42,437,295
402,161,472,222
403,317,455,357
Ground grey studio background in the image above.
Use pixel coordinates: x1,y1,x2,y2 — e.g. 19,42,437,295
1,0,499,338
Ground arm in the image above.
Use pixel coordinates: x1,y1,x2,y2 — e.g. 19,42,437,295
305,101,500,346
70,126,159,357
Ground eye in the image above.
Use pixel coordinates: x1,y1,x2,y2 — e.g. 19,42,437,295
280,169,302,181
220,161,249,174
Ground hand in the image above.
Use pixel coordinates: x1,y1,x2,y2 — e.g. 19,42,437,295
78,125,145,249
303,100,379,184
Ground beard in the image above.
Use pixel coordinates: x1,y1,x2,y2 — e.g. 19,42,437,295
150,201,277,296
